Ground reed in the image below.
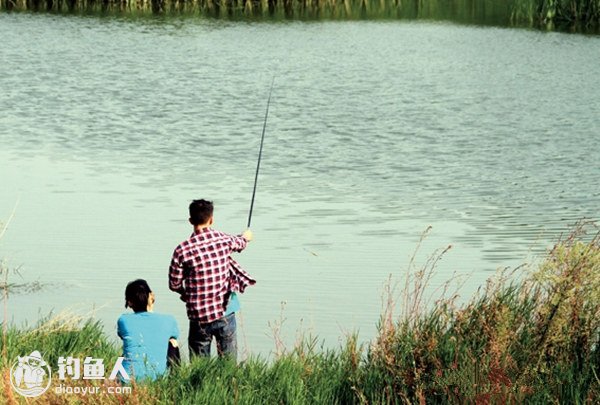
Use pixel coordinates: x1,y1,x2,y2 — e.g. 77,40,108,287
0,0,599,29
368,221,600,403
0,223,598,403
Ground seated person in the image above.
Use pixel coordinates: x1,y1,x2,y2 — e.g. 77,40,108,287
117,279,179,382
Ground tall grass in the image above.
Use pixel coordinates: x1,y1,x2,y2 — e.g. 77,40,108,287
0,0,599,30
368,222,600,403
1,223,599,403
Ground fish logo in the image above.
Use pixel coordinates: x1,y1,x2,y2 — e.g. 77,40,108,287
10,350,52,397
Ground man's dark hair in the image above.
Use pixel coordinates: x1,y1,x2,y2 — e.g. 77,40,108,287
189,199,214,226
125,279,152,313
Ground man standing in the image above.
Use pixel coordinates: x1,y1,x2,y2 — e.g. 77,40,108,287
169,199,255,361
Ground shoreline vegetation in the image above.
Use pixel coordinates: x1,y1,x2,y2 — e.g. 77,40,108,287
1,222,598,403
1,0,599,31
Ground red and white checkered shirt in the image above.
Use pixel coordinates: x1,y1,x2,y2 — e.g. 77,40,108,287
169,228,256,323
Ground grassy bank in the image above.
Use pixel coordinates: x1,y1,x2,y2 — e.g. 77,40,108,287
1,224,599,403
1,0,599,30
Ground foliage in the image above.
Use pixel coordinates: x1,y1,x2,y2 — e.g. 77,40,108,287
368,223,600,403
0,0,598,31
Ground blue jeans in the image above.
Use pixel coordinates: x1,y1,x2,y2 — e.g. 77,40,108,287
188,313,237,361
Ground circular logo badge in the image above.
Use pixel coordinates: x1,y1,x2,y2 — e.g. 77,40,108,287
10,351,52,398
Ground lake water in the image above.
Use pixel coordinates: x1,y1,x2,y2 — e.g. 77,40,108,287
1,13,599,357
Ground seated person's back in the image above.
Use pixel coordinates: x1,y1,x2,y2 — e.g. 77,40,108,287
117,279,179,381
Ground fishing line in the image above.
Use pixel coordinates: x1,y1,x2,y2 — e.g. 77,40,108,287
247,77,275,229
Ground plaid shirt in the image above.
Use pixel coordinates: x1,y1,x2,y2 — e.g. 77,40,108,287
169,228,256,323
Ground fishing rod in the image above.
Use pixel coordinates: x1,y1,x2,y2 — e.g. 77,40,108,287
247,77,275,229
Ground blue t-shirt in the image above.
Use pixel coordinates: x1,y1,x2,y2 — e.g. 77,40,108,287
117,312,179,381
225,292,240,315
